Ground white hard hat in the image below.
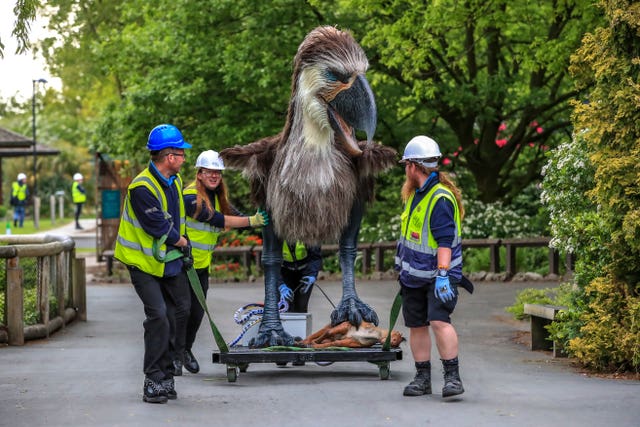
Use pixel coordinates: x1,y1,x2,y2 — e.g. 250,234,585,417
17,173,26,181
73,173,83,181
400,135,442,167
195,150,225,170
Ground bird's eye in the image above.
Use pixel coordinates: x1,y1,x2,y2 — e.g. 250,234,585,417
325,70,349,84
325,70,338,82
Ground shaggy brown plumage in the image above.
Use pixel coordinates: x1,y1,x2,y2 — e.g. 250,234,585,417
221,26,397,245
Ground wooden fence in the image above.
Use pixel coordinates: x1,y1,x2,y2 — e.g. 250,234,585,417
0,234,86,346
211,237,574,279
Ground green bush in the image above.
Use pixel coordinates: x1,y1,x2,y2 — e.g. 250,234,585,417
506,283,574,320
506,288,553,320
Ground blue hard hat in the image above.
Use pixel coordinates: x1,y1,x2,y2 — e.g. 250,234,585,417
147,124,192,151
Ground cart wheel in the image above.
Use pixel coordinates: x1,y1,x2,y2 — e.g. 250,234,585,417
226,366,238,382
238,363,249,373
379,363,390,380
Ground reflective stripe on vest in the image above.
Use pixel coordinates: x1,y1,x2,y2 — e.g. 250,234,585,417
184,184,222,269
72,181,87,203
114,169,185,277
283,241,307,262
396,183,462,282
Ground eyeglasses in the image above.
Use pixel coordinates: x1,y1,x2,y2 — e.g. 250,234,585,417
199,169,222,177
168,152,185,158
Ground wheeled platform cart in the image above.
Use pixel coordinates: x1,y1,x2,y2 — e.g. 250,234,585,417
212,345,402,382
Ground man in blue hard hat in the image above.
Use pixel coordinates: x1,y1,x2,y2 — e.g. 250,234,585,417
114,124,192,404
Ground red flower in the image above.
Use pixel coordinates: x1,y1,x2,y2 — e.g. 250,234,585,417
495,139,508,148
442,157,452,165
498,123,507,132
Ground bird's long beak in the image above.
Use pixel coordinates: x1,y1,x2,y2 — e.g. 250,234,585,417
328,74,377,156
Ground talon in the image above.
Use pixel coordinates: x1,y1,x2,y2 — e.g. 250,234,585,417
331,296,379,327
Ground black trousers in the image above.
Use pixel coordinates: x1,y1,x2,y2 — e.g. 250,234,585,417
74,203,83,225
129,267,190,381
185,268,209,352
281,268,313,313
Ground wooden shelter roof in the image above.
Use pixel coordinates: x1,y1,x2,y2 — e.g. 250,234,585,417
0,126,60,156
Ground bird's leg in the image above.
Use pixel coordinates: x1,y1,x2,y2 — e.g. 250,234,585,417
330,198,379,327
249,218,296,348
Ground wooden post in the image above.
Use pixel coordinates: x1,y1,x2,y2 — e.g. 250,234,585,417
361,247,371,275
56,253,65,321
38,257,50,335
548,248,560,276
242,251,252,276
253,250,262,276
505,243,516,278
489,242,500,273
374,246,384,272
73,257,87,321
6,257,24,345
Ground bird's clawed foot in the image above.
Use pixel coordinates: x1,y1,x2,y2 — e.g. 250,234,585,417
248,325,298,348
330,296,379,327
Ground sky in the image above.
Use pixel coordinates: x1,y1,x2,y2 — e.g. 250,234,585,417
0,3,61,102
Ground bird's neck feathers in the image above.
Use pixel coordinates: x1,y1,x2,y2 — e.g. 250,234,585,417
291,67,333,155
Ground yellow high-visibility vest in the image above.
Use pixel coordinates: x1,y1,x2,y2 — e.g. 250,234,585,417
184,184,222,269
114,168,185,277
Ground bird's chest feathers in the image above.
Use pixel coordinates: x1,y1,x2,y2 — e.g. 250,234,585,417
268,139,357,244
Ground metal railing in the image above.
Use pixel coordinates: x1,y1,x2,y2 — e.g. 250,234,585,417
0,234,86,345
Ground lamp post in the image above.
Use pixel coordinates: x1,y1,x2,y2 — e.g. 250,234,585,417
32,78,47,197
32,78,47,230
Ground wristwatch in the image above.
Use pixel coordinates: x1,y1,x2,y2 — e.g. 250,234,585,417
437,268,448,277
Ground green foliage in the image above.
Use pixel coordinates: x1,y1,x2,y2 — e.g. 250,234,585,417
0,257,57,327
539,0,640,372
568,277,640,371
506,288,554,320
337,0,603,202
541,134,604,287
506,283,574,320
31,0,602,208
463,247,552,276
0,0,39,57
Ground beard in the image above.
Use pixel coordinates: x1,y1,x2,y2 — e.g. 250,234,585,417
401,175,421,203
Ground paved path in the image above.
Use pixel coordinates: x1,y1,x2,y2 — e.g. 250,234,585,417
44,218,97,250
1,268,638,427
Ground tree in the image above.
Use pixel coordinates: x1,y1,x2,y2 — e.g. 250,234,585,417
334,0,602,202
544,0,640,372
39,1,602,209
0,0,39,58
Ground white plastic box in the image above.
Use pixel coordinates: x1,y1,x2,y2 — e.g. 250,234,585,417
241,312,312,346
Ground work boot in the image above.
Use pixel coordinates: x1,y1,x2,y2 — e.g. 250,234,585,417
442,357,464,398
161,377,177,400
143,377,168,404
403,361,432,396
172,359,183,376
183,350,200,374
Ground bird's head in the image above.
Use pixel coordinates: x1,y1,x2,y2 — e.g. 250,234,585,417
289,26,376,157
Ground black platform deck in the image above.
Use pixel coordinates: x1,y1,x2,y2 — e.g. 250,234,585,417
212,345,403,381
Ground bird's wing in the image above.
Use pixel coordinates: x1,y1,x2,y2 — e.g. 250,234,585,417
353,141,398,204
220,133,282,207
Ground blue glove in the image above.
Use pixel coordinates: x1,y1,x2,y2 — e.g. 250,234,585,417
434,272,455,302
299,276,316,293
279,284,294,301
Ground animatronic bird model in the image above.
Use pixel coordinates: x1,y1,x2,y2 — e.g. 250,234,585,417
221,26,396,348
